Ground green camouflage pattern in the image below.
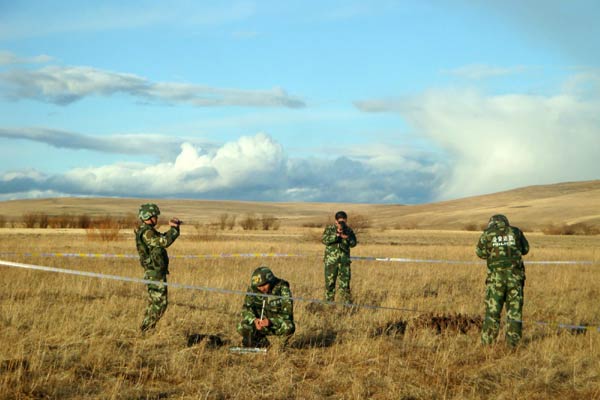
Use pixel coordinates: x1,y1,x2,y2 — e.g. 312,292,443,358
237,278,295,345
322,224,357,303
141,279,168,332
138,203,160,221
481,269,524,346
135,223,180,278
135,222,180,332
476,215,529,269
324,262,352,303
476,216,529,346
251,266,275,288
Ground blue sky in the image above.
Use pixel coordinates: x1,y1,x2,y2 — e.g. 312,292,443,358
1,1,599,203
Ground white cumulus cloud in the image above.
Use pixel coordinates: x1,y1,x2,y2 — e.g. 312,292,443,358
0,133,442,203
52,133,286,196
355,72,600,200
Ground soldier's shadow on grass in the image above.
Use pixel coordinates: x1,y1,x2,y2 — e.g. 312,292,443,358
290,330,338,349
186,333,228,349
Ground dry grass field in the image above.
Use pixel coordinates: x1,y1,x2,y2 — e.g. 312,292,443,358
0,182,599,399
0,222,599,399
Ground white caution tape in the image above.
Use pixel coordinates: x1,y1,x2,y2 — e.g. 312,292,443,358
0,259,418,313
1,259,598,333
351,256,594,265
0,252,306,259
0,252,594,265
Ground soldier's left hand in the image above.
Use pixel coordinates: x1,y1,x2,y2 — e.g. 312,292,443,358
258,318,270,329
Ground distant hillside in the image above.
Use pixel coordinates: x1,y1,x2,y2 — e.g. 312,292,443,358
373,180,600,230
0,180,598,231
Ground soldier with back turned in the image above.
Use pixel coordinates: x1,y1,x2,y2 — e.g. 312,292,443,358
476,214,529,347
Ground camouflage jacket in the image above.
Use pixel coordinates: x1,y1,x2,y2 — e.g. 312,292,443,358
322,224,357,265
135,223,180,279
240,279,294,326
476,222,529,270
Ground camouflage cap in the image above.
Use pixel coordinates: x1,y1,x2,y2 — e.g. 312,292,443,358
488,214,509,227
138,203,160,221
251,266,275,288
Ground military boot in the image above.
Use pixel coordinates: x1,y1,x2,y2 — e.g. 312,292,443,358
242,333,270,348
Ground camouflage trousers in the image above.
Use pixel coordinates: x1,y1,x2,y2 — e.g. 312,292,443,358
141,277,168,332
237,317,295,347
481,269,524,347
324,261,351,303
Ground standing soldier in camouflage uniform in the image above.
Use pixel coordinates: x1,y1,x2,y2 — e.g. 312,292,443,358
476,214,529,347
322,211,357,303
135,203,181,333
237,266,295,347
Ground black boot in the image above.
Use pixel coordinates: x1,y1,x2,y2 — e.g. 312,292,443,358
242,333,270,348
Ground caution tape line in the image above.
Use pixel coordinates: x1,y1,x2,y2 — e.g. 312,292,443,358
1,259,598,333
0,252,594,265
532,321,594,332
351,256,595,265
0,252,307,259
480,317,600,333
0,259,417,314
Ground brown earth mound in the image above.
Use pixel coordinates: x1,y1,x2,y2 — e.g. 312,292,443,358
412,313,482,334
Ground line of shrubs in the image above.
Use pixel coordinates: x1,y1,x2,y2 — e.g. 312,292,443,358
301,214,371,234
191,213,281,242
0,212,284,231
197,213,281,232
464,221,599,235
3,212,597,236
8,213,138,229
540,222,600,236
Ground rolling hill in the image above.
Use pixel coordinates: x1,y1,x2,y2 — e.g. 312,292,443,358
0,180,598,231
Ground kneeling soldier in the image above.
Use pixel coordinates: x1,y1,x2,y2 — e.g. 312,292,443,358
237,266,295,348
